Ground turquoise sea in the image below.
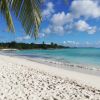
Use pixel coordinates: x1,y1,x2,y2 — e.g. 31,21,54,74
16,48,100,67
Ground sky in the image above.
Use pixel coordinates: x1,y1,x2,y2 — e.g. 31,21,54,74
0,0,100,47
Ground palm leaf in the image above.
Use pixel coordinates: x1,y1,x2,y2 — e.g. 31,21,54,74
0,0,15,32
0,0,42,39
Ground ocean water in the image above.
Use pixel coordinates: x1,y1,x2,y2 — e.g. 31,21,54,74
15,48,100,67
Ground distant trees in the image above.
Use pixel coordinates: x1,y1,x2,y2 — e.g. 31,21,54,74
8,41,16,48
51,42,58,48
0,41,68,50
42,41,58,49
42,41,47,49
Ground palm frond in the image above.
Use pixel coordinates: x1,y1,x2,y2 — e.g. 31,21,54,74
11,0,42,39
0,0,15,32
0,0,42,39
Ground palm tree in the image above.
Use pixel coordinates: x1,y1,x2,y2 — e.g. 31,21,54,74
0,0,42,39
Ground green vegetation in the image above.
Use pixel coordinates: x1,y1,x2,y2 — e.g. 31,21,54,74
0,41,69,50
0,0,42,38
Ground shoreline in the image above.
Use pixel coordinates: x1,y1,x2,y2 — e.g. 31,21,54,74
16,55,100,88
1,50,100,75
0,54,100,89
0,54,100,99
9,54,100,77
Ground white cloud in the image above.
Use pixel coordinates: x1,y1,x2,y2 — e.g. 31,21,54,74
88,26,97,34
80,41,100,47
95,41,100,47
71,0,100,18
83,41,95,47
38,33,46,38
41,0,100,35
42,12,73,35
53,26,64,34
63,40,79,47
75,20,96,34
42,27,51,34
63,40,100,47
65,23,73,31
42,2,54,19
16,35,31,41
43,16,97,35
75,20,89,31
42,25,65,35
95,41,100,44
51,12,73,26
63,41,66,44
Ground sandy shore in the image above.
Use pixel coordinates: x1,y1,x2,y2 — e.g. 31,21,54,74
0,54,100,100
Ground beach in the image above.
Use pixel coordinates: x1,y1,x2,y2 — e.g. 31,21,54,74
0,54,100,100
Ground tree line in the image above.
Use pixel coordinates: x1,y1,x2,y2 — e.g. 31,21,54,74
0,41,69,50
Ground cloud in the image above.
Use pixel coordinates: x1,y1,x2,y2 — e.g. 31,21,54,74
42,2,54,19
75,20,96,34
16,35,31,41
41,0,99,35
63,40,79,47
65,23,73,31
53,25,65,34
43,16,97,35
38,33,47,38
71,0,100,18
63,40,100,47
42,25,65,35
88,26,97,34
51,12,73,26
85,41,100,47
42,12,73,35
63,41,66,44
95,41,100,47
42,27,51,34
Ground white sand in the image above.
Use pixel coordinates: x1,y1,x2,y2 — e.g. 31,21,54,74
0,54,100,100
0,49,18,51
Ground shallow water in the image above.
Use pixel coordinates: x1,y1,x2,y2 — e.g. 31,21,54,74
15,48,100,68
